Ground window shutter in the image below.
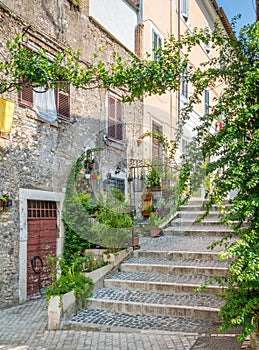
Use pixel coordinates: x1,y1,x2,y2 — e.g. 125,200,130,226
56,85,70,120
152,30,162,62
181,65,188,99
116,102,123,140
204,24,210,53
19,83,33,107
181,0,189,19
204,89,210,115
108,95,123,141
108,96,116,138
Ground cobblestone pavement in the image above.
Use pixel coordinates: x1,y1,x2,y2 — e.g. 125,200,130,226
89,287,224,308
0,234,244,350
0,298,198,350
139,235,231,253
0,297,244,350
123,257,229,268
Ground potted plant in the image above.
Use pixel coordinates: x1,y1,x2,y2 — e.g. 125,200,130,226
141,205,153,218
148,212,162,237
0,194,12,208
128,227,141,248
141,191,152,201
90,190,134,251
145,166,162,191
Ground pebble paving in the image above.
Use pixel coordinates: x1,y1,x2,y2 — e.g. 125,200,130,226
139,235,232,252
70,308,220,334
123,257,229,268
0,204,246,349
0,298,198,349
107,270,217,286
89,287,224,308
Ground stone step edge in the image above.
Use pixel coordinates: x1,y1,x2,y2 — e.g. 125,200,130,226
88,298,221,313
163,225,234,232
105,278,221,290
122,262,228,271
135,250,221,258
62,320,202,336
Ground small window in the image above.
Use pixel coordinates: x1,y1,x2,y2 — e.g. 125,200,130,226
204,89,210,115
18,85,70,121
152,29,162,62
108,95,123,141
203,24,210,53
181,0,189,20
181,65,189,99
182,138,188,154
152,122,163,160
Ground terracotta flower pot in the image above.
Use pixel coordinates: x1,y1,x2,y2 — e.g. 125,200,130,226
150,228,161,237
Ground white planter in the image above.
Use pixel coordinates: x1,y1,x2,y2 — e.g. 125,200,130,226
48,290,75,330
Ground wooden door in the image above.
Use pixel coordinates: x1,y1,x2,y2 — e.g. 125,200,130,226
27,200,57,296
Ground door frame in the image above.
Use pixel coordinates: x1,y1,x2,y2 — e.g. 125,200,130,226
19,189,65,303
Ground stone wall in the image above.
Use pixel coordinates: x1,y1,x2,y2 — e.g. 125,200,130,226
0,1,143,308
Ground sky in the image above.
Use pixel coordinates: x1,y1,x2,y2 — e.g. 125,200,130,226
216,0,256,32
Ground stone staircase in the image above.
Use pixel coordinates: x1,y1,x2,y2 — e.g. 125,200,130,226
65,199,238,338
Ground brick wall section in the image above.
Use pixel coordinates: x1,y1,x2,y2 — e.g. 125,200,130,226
81,0,89,15
0,0,144,308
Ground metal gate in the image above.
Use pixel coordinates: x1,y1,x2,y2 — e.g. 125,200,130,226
27,200,57,296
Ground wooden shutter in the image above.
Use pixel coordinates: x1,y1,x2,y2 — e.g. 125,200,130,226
181,65,188,99
19,83,33,107
204,89,210,115
116,101,123,140
56,85,70,121
108,96,116,138
108,96,123,141
152,122,162,159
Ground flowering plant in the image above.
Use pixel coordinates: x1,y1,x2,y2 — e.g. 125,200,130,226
71,249,107,272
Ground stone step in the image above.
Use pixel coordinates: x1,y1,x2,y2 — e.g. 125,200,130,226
120,257,228,276
163,226,233,237
176,211,221,219
105,271,222,295
66,308,224,335
171,218,225,227
134,250,223,261
179,204,232,212
187,199,230,206
87,287,223,321
138,235,229,255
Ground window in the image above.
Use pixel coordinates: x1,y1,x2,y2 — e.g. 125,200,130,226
19,84,70,121
108,177,125,194
204,89,210,115
181,0,189,20
181,138,188,154
181,64,189,99
108,95,123,141
152,29,162,61
152,122,163,159
203,24,210,53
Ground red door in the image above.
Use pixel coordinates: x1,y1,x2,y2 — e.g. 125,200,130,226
27,200,57,296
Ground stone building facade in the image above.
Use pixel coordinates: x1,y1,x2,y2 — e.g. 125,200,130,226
0,0,143,308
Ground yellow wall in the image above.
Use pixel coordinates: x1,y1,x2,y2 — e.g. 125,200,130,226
141,0,227,160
